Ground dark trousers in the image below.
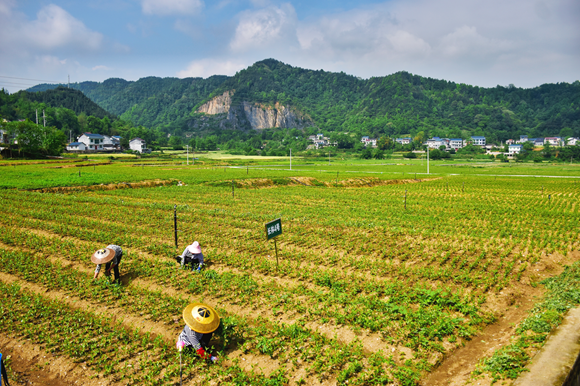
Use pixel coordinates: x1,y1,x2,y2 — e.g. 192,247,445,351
105,254,122,282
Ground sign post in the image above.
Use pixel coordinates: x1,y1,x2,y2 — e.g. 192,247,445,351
265,218,282,269
174,205,178,251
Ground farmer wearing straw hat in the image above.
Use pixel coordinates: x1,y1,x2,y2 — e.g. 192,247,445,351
176,302,220,363
178,241,204,272
92,245,123,283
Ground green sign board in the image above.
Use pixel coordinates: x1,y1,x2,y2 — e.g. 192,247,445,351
265,218,282,240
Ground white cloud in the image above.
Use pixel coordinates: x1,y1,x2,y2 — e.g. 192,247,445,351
230,3,297,52
438,26,512,58
141,0,204,16
0,3,103,54
27,5,103,51
177,58,246,78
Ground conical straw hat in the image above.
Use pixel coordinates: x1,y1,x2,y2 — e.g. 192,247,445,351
91,248,115,264
183,303,220,334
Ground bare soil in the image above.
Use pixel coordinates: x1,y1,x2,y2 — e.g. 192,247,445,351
422,251,580,386
28,179,176,193
0,333,105,386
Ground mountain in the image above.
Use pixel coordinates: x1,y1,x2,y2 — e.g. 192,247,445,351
27,59,580,142
28,76,228,129
0,86,115,124
24,86,115,120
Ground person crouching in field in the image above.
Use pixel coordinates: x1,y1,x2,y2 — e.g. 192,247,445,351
92,245,123,283
178,241,204,272
176,302,219,363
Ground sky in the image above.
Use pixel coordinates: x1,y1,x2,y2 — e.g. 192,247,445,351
0,0,579,93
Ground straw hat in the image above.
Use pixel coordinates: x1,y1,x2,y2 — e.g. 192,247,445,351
91,248,115,264
183,303,220,334
188,241,202,254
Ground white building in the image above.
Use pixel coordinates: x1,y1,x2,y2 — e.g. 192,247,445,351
544,137,563,146
426,137,448,149
360,136,377,147
395,137,412,145
129,138,149,153
508,144,523,155
102,135,121,151
78,133,104,151
516,135,528,143
566,137,579,146
449,138,464,150
471,136,486,146
66,142,87,152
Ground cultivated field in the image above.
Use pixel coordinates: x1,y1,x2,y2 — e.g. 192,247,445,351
1,158,579,385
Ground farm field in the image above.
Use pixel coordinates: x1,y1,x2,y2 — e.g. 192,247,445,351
1,157,580,385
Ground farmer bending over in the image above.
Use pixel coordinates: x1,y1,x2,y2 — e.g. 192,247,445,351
176,302,219,363
92,245,123,283
178,241,204,272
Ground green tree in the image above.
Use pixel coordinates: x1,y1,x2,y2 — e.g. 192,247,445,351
4,120,66,157
523,141,535,151
361,148,372,159
169,135,184,150
377,136,393,150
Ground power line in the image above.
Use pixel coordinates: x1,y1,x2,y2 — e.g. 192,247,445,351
0,81,44,87
0,75,63,83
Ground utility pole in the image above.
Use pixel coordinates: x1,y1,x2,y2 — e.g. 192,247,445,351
43,110,46,127
35,109,38,125
186,145,189,165
329,149,330,166
427,146,430,175
290,148,292,170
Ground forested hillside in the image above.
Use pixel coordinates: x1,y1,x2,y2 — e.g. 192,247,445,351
26,59,580,145
29,76,228,129
0,87,169,157
199,59,580,143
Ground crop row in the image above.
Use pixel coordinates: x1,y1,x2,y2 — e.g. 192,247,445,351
0,244,426,384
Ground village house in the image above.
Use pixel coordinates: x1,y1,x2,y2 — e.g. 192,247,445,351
78,133,105,151
66,142,87,152
531,138,544,146
516,135,528,143
395,137,412,145
360,136,377,147
102,135,122,151
566,137,579,146
449,138,464,150
426,137,448,149
129,138,150,153
308,133,330,149
470,136,486,146
544,137,563,147
508,144,523,155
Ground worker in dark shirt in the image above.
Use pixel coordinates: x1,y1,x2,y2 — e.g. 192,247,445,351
178,241,204,272
176,302,220,363
92,245,123,283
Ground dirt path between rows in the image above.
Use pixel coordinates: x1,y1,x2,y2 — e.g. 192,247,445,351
422,251,580,386
0,333,110,386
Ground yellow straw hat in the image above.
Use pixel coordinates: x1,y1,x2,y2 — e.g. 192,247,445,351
183,303,220,334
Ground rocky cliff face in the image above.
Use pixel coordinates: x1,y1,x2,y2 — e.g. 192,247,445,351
195,90,312,131
197,91,233,115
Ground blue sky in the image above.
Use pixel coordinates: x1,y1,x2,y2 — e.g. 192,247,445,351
0,0,578,92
